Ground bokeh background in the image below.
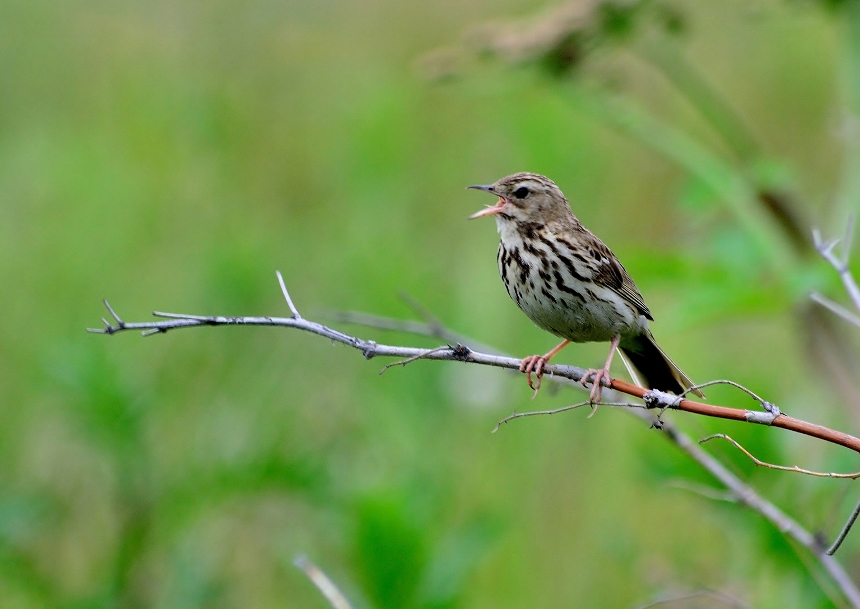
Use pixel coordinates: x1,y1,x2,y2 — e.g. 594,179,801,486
3,0,860,607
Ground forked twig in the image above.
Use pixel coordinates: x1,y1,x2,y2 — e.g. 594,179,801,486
813,221,860,322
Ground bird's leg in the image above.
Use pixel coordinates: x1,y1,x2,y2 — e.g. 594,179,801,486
519,339,571,394
581,335,620,403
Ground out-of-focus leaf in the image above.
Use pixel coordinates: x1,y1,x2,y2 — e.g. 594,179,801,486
354,492,427,609
417,516,502,608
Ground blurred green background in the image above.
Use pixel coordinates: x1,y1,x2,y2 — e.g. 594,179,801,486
3,0,860,607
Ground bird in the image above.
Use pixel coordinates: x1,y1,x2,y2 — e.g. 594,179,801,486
468,172,703,403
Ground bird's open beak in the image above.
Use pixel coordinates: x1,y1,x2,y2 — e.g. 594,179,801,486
467,184,506,219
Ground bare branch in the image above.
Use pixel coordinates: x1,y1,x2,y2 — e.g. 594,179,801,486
87,285,860,456
293,556,353,609
700,434,860,479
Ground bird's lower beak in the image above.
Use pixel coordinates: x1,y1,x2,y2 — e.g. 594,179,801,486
467,184,506,219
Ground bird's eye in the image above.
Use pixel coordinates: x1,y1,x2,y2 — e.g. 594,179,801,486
513,186,529,199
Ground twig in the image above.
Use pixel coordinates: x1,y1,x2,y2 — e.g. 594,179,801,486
811,293,860,328
829,497,860,556
293,556,353,609
680,379,764,404
398,291,446,332
379,345,454,374
664,480,738,504
492,401,646,432
634,588,751,609
700,434,860,480
326,310,503,355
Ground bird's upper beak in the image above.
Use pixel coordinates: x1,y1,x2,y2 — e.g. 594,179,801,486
467,184,506,219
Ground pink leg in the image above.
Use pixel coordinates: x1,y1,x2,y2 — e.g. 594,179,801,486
519,339,571,394
581,335,620,403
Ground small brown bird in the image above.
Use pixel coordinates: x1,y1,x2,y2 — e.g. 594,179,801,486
469,172,702,402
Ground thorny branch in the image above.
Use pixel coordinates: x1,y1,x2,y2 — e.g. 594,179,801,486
88,274,860,455
89,272,860,607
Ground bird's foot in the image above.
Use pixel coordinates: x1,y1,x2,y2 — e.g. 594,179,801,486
519,354,549,396
581,367,611,403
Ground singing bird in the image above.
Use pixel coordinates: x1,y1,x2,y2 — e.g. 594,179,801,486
469,172,702,402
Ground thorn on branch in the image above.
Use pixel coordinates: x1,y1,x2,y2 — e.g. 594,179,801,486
86,300,125,334
276,271,302,319
104,299,124,326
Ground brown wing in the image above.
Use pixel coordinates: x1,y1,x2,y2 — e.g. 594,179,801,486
585,233,654,321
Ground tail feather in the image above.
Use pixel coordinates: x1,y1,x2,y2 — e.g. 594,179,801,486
618,332,704,398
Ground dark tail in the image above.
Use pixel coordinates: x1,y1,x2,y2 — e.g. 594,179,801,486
618,332,704,398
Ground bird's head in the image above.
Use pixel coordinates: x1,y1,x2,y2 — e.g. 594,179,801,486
468,172,571,225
